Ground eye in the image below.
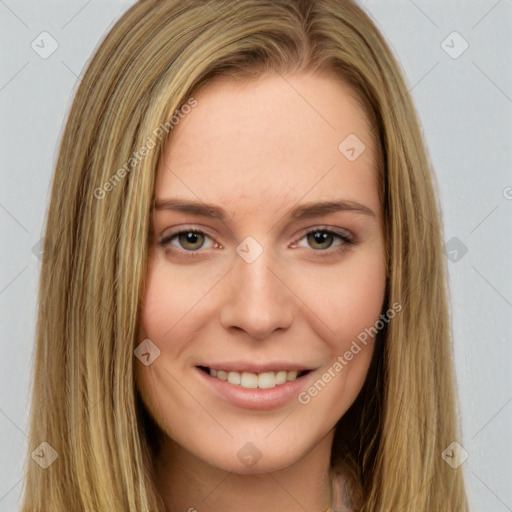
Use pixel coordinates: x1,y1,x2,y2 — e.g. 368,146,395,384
159,229,217,253
291,227,355,253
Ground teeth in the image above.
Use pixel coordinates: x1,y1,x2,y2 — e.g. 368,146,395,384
240,372,258,389
275,370,287,385
227,372,241,385
286,370,298,381
258,371,275,389
208,368,303,389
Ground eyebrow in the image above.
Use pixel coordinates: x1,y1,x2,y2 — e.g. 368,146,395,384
154,198,376,222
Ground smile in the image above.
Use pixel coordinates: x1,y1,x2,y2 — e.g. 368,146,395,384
196,365,314,410
200,367,308,389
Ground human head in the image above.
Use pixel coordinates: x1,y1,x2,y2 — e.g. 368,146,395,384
21,1,468,511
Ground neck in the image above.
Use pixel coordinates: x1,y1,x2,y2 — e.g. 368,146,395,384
154,431,334,512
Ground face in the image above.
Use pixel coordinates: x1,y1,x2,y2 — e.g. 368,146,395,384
136,70,387,475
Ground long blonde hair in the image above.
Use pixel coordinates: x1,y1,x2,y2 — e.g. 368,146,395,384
20,0,469,510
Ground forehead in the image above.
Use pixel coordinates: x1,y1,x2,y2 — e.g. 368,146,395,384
155,71,379,218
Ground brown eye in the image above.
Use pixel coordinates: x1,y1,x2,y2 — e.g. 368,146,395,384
307,230,335,250
159,230,212,252
291,227,355,256
177,231,205,250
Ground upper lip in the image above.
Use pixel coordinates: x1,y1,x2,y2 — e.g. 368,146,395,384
197,361,316,373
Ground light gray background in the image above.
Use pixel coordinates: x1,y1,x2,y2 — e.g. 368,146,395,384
1,1,511,510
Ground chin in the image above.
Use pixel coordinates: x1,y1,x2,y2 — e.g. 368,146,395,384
204,445,309,476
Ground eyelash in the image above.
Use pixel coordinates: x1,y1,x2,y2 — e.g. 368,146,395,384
158,226,356,260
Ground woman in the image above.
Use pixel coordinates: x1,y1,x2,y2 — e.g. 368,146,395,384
20,0,469,510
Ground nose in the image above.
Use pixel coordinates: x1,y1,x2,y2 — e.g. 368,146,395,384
219,247,294,340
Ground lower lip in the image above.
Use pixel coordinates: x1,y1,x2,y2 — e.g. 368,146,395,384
196,368,313,411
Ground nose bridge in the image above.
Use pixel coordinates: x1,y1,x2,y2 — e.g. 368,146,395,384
219,237,293,338
236,248,276,299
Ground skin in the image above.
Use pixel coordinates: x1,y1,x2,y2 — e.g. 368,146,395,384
136,70,387,512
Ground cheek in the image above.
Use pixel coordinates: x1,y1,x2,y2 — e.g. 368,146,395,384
295,248,386,403
136,264,184,417
295,248,387,346
338,262,387,342
139,257,216,344
136,257,221,423
140,259,185,337
135,266,199,439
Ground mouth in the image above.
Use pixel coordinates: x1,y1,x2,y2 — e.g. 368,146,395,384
197,366,311,390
